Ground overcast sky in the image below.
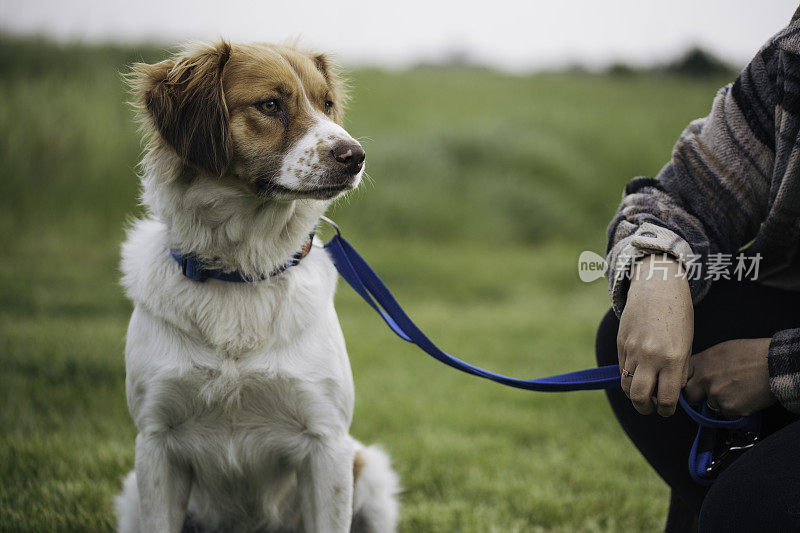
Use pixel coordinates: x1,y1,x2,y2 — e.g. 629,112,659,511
1,0,797,71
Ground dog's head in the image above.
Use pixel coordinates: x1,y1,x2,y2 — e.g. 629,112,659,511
128,40,363,200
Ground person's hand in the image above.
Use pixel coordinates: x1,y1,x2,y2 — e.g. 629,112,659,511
685,338,776,417
617,254,693,416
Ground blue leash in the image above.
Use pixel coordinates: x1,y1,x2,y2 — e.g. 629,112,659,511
320,219,759,484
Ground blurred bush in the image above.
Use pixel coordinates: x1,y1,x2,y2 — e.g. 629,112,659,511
664,47,736,77
605,46,737,78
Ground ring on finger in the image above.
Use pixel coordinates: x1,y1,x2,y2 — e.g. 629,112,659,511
621,368,634,378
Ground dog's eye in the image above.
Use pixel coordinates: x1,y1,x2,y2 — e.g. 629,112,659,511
324,100,333,115
257,99,280,114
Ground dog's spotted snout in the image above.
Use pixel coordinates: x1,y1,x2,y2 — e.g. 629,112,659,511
330,141,365,175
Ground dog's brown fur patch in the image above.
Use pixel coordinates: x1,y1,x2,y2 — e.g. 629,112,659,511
127,41,232,177
126,40,348,194
353,449,366,486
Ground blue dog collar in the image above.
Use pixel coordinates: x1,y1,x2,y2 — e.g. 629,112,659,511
170,233,314,282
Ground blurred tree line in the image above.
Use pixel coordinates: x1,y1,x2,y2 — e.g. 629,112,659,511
606,47,737,78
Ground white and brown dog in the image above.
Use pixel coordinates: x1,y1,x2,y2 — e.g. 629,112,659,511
115,41,399,533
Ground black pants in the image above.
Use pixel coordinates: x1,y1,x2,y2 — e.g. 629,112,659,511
595,279,800,531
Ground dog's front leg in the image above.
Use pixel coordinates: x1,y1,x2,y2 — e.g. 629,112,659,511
135,433,191,532
298,436,355,533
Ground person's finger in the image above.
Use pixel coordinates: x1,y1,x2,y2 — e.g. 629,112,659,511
680,354,692,388
655,366,682,417
684,372,705,405
620,361,637,399
616,332,626,370
718,400,746,419
706,397,721,413
629,365,657,415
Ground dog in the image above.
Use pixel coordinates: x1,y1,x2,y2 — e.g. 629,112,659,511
115,40,399,533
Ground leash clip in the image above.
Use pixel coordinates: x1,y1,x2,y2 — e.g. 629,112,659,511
705,430,760,476
319,215,342,238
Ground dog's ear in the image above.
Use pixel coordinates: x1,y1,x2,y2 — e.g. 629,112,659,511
128,41,232,177
310,52,349,122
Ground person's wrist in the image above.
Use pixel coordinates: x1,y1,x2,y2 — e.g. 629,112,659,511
629,254,687,291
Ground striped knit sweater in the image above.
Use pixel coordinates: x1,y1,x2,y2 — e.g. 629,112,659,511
606,7,800,413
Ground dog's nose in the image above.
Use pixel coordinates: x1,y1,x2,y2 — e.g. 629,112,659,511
330,141,365,175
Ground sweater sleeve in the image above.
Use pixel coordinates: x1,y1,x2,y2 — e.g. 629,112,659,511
769,329,800,413
605,41,779,316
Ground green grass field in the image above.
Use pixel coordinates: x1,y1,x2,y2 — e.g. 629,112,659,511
0,37,732,531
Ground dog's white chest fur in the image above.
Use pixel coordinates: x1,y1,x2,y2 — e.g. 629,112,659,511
120,218,357,528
